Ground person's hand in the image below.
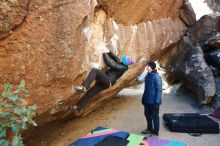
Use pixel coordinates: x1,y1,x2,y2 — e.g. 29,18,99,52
153,104,159,109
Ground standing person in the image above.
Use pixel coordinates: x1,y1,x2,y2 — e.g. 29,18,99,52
141,61,162,136
72,51,135,112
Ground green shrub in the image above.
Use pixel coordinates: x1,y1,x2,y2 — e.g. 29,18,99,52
0,80,37,146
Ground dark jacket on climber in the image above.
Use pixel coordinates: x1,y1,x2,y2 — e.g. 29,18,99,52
103,52,129,84
73,51,135,111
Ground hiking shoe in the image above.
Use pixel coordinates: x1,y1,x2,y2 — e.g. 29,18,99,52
141,129,152,134
74,85,87,93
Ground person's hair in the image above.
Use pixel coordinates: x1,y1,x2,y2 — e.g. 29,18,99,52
148,61,156,70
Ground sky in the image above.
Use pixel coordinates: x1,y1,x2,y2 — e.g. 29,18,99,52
189,0,214,20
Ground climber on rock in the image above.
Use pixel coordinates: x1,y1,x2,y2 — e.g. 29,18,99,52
72,51,135,112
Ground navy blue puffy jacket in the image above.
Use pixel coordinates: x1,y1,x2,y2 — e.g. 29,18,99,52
142,71,162,105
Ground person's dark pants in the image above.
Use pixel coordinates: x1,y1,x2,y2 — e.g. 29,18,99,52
77,68,111,109
82,68,111,89
144,104,160,135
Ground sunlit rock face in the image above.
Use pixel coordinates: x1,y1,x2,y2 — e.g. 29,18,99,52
98,0,183,24
0,0,185,125
0,0,97,115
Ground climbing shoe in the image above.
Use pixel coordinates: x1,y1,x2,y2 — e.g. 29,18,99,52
74,85,87,93
71,105,81,113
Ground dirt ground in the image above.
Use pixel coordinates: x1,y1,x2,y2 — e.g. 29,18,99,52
25,84,220,146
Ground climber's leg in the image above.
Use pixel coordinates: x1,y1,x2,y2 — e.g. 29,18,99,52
75,68,111,93
76,83,109,111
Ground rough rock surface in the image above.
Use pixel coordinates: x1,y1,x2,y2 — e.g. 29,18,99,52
0,0,29,39
98,0,183,24
159,36,216,104
0,0,186,126
189,14,220,50
206,0,220,12
38,13,185,125
180,0,196,26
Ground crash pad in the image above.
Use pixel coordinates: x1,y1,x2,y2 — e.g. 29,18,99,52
69,127,129,146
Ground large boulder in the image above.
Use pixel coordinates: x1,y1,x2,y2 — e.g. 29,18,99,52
159,36,216,104
0,0,186,126
38,12,186,125
188,14,220,51
180,0,196,26
0,0,97,115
